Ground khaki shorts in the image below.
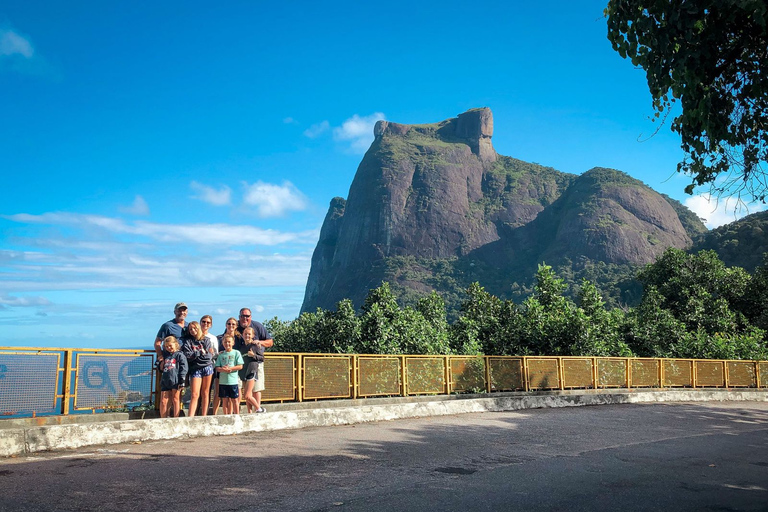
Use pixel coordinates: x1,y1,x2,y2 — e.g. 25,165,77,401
252,364,265,392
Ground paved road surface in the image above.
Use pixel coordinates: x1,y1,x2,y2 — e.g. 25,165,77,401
1,402,767,511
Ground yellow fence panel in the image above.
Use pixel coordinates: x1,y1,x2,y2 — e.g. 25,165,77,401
727,361,756,387
0,352,60,416
527,358,560,390
664,360,693,387
695,361,725,387
488,357,524,391
358,356,401,397
406,357,445,395
449,357,486,393
598,359,627,388
630,359,659,387
562,358,594,389
262,355,296,402
74,353,154,410
760,363,768,388
303,356,352,400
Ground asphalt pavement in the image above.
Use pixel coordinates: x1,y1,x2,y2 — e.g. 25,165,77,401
1,401,767,512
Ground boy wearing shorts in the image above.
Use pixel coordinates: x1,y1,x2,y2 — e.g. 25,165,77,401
215,335,244,415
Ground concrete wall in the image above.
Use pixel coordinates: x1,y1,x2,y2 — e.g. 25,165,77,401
1,389,766,457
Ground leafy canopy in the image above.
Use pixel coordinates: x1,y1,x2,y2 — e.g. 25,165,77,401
605,0,768,202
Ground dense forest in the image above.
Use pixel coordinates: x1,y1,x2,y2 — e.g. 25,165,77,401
268,248,768,360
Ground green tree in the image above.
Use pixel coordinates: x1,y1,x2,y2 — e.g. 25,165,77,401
450,282,502,355
606,0,768,201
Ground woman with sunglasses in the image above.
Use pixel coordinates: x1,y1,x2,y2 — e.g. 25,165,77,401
213,317,240,415
200,315,218,414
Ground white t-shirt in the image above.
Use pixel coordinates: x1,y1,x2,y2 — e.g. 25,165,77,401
204,333,218,356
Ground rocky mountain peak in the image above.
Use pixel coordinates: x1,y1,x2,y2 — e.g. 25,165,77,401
301,108,706,314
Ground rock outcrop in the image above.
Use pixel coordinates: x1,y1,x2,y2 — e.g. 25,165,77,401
301,108,706,313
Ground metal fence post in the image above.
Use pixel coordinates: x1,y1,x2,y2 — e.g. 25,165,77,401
400,356,407,397
61,350,73,415
484,356,491,393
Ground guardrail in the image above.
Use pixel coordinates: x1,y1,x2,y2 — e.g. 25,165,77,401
1,347,766,417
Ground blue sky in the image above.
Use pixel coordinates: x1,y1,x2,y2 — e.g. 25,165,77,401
1,1,764,349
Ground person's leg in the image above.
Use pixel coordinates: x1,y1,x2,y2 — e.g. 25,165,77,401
160,391,170,418
188,376,202,417
199,373,212,416
211,378,220,415
171,388,181,417
244,380,258,413
253,364,265,412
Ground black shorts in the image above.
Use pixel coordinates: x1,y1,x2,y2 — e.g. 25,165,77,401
219,384,239,399
160,384,183,392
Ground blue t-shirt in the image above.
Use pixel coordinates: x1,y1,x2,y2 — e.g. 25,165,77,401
157,319,186,357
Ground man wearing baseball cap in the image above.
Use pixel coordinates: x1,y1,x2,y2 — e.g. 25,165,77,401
153,302,189,364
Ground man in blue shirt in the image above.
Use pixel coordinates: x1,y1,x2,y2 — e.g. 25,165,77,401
154,302,188,365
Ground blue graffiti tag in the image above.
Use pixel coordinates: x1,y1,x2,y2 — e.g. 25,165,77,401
118,358,149,390
82,361,116,394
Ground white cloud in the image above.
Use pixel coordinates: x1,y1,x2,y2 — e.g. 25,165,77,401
283,117,298,125
303,120,330,138
0,294,50,307
190,181,232,206
242,181,308,218
683,194,767,229
333,112,385,153
3,212,318,246
0,249,312,293
0,29,33,58
119,195,150,216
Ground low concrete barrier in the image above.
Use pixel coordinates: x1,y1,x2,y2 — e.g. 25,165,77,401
1,389,766,457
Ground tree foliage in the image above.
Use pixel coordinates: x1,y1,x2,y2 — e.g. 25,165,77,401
606,0,768,201
270,251,767,360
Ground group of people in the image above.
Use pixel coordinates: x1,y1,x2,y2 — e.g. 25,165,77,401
153,302,273,418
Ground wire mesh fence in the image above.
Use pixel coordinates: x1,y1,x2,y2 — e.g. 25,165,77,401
0,347,765,417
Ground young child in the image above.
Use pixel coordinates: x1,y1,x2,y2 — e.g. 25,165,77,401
215,334,244,414
160,336,188,418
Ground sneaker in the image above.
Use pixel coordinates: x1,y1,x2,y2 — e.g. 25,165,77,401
256,407,266,413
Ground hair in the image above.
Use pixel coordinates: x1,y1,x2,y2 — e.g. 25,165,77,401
222,317,238,334
200,314,212,325
222,334,235,346
242,326,255,338
163,336,179,353
239,308,251,316
187,321,204,341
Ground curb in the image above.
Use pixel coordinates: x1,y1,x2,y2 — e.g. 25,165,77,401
2,389,766,457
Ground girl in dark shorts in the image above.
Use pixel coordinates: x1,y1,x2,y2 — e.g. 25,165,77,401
181,321,214,417
238,326,266,413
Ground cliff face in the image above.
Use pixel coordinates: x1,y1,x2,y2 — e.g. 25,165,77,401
301,108,706,313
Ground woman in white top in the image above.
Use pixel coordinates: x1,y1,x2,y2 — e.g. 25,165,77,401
200,315,219,414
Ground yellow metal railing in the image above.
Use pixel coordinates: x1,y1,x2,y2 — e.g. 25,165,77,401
0,346,766,417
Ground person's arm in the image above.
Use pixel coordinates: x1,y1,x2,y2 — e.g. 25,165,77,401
154,336,164,358
253,322,274,348
178,355,188,384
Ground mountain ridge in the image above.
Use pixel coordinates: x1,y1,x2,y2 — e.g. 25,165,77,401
301,108,708,314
